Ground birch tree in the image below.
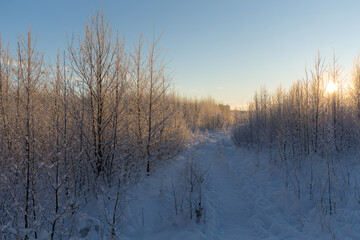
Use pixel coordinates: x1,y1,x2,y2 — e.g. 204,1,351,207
68,10,126,183
16,25,45,239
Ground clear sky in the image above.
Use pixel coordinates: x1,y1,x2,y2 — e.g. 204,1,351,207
1,0,360,108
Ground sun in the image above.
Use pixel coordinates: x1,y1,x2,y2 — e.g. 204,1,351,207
326,81,337,94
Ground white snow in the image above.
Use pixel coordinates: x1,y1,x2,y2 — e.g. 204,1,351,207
72,131,360,239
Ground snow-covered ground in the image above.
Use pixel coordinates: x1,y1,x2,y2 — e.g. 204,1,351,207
74,131,360,239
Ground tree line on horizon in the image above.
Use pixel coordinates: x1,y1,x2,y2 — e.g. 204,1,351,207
233,53,360,217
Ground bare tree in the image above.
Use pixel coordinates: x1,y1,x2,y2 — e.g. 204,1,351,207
16,25,45,239
129,34,147,167
68,9,126,183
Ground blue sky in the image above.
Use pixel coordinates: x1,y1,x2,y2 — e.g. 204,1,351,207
1,0,360,108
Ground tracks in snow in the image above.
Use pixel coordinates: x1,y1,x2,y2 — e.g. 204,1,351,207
203,133,309,240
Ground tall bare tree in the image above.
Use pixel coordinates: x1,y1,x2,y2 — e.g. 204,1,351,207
16,25,44,240
68,10,126,181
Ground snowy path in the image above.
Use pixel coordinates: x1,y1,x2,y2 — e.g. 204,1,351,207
204,133,309,240
119,131,340,239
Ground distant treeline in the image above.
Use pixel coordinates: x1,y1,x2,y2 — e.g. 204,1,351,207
233,53,360,216
234,54,360,155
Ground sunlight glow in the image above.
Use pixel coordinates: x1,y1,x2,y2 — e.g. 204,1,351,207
326,81,338,94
